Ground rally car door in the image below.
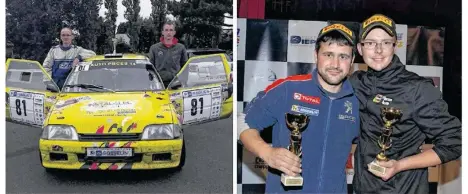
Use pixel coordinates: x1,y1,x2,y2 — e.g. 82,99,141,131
166,54,233,125
5,59,61,127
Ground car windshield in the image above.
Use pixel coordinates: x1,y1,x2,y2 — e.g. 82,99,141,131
62,59,164,93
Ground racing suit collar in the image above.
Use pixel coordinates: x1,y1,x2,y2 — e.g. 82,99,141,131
311,68,354,99
160,36,179,48
367,55,405,79
59,44,73,51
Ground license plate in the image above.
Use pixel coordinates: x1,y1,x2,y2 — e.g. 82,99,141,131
86,148,133,157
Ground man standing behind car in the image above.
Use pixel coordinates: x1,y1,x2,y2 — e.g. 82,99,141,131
148,21,188,87
42,27,96,89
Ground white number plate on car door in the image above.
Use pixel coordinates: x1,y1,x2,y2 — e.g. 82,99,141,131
86,148,133,157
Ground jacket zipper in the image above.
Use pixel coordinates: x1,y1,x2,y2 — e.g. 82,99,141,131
371,73,377,95
317,98,333,191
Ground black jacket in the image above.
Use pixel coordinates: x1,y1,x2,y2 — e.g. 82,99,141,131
349,55,461,194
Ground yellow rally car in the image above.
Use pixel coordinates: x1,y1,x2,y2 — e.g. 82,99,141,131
5,53,233,171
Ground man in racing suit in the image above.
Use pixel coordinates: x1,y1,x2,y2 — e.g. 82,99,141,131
350,14,461,194
42,27,96,89
238,24,360,193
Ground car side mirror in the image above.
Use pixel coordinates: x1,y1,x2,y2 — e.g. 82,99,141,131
168,79,183,90
45,82,60,93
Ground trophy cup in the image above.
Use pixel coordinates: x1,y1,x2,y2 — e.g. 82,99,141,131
281,113,309,187
368,107,402,176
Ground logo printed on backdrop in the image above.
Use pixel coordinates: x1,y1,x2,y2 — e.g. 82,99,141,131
242,145,268,184
290,36,317,45
397,33,404,48
287,20,329,63
268,69,277,81
237,18,246,60
395,24,407,63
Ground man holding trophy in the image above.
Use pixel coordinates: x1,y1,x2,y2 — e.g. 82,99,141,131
239,23,360,193
349,14,462,194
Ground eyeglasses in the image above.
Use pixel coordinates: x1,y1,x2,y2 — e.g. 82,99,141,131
360,41,395,50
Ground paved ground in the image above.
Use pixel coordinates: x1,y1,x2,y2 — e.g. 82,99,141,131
6,117,233,194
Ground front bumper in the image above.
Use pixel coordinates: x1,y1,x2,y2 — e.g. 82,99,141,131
39,138,183,170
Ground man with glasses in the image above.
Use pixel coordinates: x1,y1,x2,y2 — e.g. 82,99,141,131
148,21,188,87
349,14,461,194
43,27,96,89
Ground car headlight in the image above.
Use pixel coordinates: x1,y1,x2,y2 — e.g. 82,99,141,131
141,124,181,140
41,125,79,140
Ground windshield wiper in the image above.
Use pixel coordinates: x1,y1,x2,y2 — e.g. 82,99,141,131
64,83,115,93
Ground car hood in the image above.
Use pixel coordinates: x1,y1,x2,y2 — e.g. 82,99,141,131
47,92,178,134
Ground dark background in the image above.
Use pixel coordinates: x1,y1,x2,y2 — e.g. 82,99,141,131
259,0,462,120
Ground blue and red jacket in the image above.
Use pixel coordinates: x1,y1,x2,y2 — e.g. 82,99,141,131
243,69,360,193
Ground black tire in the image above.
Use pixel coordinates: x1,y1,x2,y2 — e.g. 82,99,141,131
175,140,186,170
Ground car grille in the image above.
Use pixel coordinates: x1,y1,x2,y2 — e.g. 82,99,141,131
78,134,141,141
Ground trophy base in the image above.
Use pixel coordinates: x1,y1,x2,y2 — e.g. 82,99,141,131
281,173,303,186
368,160,386,176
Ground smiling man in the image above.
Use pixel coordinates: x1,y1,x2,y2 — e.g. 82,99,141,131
349,14,461,194
238,24,360,193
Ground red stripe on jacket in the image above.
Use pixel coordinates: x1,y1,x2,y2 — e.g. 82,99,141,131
264,74,312,93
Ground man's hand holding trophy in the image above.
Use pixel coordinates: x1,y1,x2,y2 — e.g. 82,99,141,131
281,113,310,187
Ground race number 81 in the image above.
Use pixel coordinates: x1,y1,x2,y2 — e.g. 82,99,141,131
191,98,204,116
16,99,27,116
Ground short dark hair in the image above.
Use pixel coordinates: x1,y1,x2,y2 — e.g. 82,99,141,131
315,31,355,55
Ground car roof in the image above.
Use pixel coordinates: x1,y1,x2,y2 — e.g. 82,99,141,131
85,53,148,62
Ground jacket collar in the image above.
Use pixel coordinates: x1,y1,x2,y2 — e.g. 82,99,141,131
311,68,354,99
160,37,179,48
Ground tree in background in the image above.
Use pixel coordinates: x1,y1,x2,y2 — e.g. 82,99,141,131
122,0,141,51
69,0,102,51
169,0,232,48
6,0,103,61
137,17,157,53
151,0,168,39
100,0,118,53
96,17,111,54
6,0,232,61
6,0,62,61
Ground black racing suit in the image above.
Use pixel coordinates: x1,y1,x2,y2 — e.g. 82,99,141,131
349,55,461,194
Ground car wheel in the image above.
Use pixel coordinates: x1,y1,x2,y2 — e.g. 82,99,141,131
175,140,186,170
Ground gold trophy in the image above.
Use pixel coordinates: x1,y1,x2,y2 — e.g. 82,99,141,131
281,113,309,187
368,107,402,176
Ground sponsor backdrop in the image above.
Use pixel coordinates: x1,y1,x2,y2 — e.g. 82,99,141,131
237,18,444,193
